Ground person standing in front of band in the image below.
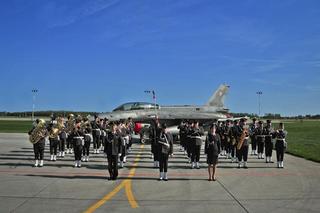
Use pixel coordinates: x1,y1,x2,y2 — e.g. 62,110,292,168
157,123,173,181
205,124,221,181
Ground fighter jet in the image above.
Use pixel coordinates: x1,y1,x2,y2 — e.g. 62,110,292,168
98,84,231,127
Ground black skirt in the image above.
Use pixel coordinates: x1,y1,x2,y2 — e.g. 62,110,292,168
207,153,218,165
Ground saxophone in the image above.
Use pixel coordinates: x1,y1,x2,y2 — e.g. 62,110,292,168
29,120,47,144
237,127,249,150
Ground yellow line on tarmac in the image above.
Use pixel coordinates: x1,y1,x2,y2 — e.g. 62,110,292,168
84,144,144,213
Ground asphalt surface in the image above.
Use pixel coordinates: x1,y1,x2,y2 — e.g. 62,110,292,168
0,133,319,213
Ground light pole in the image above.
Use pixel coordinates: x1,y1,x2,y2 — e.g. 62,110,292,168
144,90,157,116
256,91,263,118
32,89,38,121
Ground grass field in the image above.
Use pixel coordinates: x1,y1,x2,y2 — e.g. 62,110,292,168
283,120,320,162
0,119,319,162
0,120,33,133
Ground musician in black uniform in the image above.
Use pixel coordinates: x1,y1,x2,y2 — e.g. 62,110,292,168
48,123,59,161
237,118,249,169
178,120,187,153
275,123,287,168
58,117,67,158
229,120,239,163
91,115,101,154
127,117,135,152
157,123,173,181
70,119,84,168
150,119,161,168
190,121,204,169
205,124,221,181
28,119,48,167
185,121,193,164
255,121,265,159
218,121,226,156
105,123,123,180
249,118,257,155
264,120,274,163
82,118,92,162
118,121,129,168
224,120,231,158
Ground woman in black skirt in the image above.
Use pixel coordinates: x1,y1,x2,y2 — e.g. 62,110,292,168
205,124,221,181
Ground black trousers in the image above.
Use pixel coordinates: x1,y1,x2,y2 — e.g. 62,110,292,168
221,137,226,151
59,138,66,152
120,144,126,161
67,135,73,149
108,155,119,179
159,153,169,172
152,143,159,161
265,139,273,157
238,145,248,162
33,139,45,160
230,143,236,158
74,144,82,161
83,140,90,156
257,141,264,154
49,138,59,155
92,131,100,149
275,141,285,161
250,136,257,151
191,145,201,162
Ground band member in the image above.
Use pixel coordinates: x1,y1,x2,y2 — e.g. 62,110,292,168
229,120,239,163
186,121,193,164
237,118,249,169
264,120,274,163
255,121,265,159
275,123,287,168
82,117,92,162
118,121,129,168
205,124,221,181
249,118,257,155
66,114,75,154
28,119,48,167
71,119,84,168
57,117,66,157
157,123,173,181
150,119,161,168
91,115,101,154
190,121,204,169
105,123,123,180
178,120,187,153
99,118,107,153
127,117,135,152
224,120,232,158
48,122,59,161
217,121,226,156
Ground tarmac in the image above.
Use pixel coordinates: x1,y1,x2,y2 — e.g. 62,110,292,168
0,133,319,213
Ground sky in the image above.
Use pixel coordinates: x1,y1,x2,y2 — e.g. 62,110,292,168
0,0,319,116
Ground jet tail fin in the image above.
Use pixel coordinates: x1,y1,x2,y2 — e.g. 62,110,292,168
206,84,229,108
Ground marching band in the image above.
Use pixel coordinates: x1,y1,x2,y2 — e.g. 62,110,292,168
28,115,288,181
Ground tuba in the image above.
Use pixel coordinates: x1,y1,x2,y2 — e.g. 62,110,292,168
29,119,47,144
49,127,60,139
237,127,249,150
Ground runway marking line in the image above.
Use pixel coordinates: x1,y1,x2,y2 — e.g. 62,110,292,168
83,144,144,213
